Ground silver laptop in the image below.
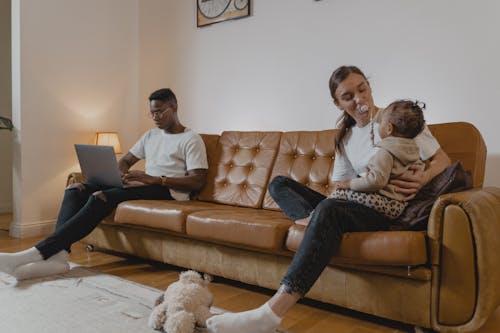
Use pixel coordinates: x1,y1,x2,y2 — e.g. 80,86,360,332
74,144,125,188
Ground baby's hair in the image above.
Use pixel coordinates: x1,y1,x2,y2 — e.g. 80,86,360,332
385,99,426,138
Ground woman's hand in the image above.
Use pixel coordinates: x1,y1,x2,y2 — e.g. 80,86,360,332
390,164,429,201
122,170,157,185
334,180,351,190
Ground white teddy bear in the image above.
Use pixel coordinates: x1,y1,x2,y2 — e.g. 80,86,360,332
148,270,214,333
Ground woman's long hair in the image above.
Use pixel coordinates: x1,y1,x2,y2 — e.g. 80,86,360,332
328,66,369,154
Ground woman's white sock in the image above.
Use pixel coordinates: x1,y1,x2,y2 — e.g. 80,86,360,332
12,250,70,280
206,303,281,333
0,247,43,275
48,250,69,262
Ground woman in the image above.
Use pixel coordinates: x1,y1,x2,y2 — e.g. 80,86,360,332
206,66,451,333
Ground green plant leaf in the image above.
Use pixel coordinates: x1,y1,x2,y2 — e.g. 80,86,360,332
0,116,13,130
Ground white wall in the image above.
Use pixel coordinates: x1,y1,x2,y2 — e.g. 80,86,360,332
10,0,140,237
10,0,500,237
139,0,500,187
0,0,12,214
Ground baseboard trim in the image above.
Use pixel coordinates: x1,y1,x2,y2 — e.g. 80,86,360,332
9,219,56,238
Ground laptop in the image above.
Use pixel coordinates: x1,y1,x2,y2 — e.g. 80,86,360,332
74,144,130,188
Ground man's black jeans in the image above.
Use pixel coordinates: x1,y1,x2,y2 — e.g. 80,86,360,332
35,183,173,259
268,176,391,296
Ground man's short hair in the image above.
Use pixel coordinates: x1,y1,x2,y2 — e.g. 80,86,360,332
149,88,178,109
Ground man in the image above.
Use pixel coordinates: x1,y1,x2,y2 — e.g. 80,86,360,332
0,88,208,280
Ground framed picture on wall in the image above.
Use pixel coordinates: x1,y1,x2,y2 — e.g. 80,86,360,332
197,0,251,27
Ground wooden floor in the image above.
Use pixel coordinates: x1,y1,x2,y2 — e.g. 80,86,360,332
1,220,500,332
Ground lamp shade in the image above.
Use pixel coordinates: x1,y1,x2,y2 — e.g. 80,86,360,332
95,131,122,154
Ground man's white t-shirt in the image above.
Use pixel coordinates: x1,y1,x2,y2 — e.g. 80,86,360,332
129,128,208,201
332,109,440,182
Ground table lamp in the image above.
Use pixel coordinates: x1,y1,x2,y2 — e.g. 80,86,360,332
95,131,122,154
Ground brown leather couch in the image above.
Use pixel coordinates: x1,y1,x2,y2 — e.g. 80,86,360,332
78,122,500,332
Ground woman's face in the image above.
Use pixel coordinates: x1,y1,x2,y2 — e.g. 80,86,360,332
333,73,375,127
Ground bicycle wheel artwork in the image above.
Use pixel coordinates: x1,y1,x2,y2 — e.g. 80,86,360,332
197,0,231,19
197,0,251,27
234,0,249,10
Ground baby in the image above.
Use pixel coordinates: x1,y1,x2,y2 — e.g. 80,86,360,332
330,99,426,219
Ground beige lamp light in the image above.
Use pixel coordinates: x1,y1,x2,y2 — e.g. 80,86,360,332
95,131,122,154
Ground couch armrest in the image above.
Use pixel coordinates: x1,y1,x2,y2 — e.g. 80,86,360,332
427,187,500,331
66,172,84,186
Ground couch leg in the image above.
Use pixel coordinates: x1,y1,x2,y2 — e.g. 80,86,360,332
85,244,94,252
203,273,214,282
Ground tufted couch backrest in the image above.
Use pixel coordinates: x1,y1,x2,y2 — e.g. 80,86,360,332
263,130,338,210
261,122,486,210
427,122,486,188
197,122,487,210
198,131,281,208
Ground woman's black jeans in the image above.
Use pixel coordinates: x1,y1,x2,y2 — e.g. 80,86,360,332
268,176,391,296
35,183,173,259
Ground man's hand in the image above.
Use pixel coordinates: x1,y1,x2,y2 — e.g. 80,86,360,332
122,170,156,185
390,164,429,201
118,152,140,176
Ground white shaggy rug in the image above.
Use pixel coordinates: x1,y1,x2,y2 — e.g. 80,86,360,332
0,264,292,333
0,264,162,332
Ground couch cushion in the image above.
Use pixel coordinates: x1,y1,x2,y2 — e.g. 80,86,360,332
114,200,232,233
428,122,486,188
263,130,338,210
198,131,281,208
286,225,428,266
200,134,220,161
186,208,293,251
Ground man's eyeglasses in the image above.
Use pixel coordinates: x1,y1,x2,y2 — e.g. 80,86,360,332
148,108,170,119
